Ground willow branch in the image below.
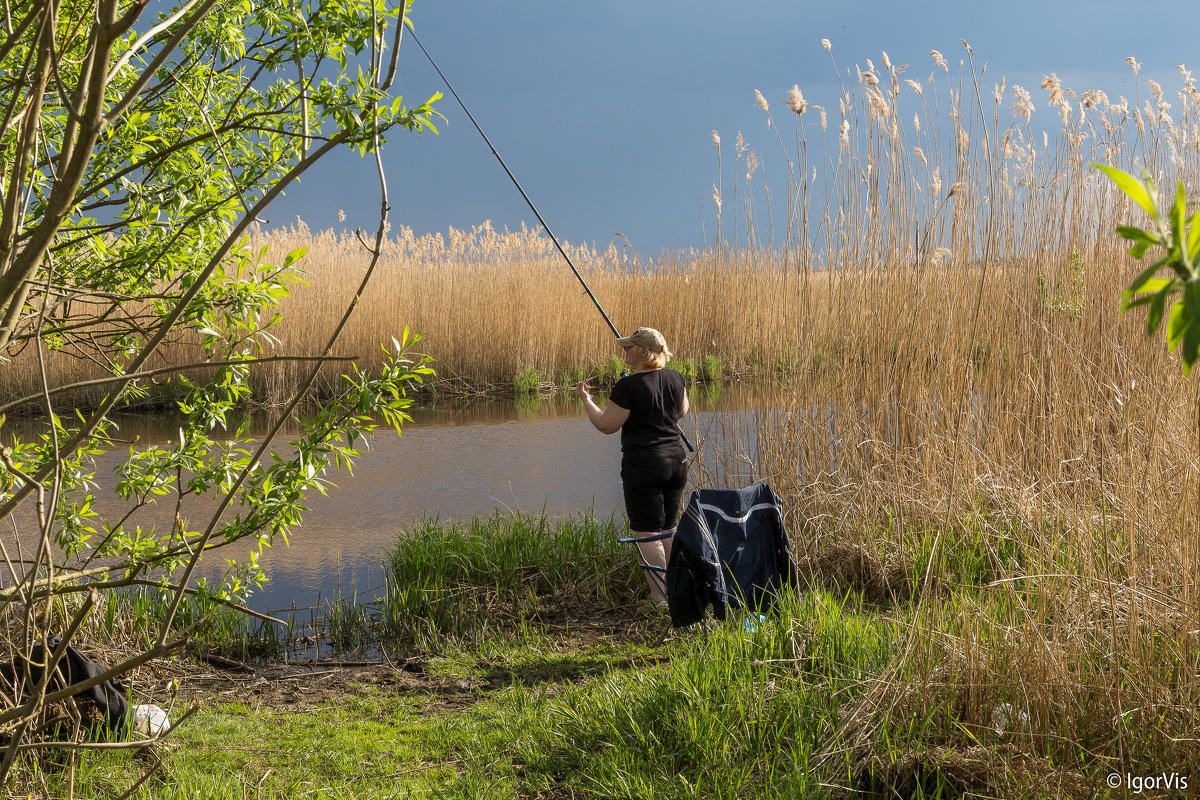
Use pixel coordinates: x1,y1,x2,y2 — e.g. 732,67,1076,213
0,354,357,415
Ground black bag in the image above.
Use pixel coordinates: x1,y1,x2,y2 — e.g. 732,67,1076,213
0,636,128,733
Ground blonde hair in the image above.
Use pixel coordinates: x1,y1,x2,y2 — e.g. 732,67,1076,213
644,344,673,370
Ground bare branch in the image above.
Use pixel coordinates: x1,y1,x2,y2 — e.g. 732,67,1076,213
104,0,195,85
103,0,219,125
0,8,40,142
36,577,287,626
0,354,358,415
378,0,408,93
105,0,150,43
0,8,117,349
13,701,200,752
153,134,397,644
0,3,39,71
0,2,52,278
0,565,125,604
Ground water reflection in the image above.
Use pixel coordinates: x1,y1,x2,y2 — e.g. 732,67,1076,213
1,384,784,612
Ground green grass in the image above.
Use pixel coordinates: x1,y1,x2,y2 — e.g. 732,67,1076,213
44,588,895,800
487,591,892,799
381,512,645,652
108,587,289,661
35,693,449,799
28,512,1177,798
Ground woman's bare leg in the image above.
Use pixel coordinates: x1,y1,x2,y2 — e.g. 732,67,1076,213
634,536,668,603
661,528,675,562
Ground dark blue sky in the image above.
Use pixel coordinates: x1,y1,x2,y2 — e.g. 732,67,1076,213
267,0,1198,255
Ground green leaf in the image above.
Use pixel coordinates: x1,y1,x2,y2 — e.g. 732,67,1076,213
1167,299,1190,350
283,247,307,268
1115,224,1158,245
1173,182,1191,273
1117,224,1159,260
1124,292,1160,311
1186,280,1200,319
1185,314,1200,375
1147,288,1171,336
1093,163,1160,219
1188,206,1200,261
1127,257,1170,296
1136,277,1172,295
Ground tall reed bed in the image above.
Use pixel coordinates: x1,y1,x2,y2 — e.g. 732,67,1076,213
1,51,1196,413
694,49,1200,787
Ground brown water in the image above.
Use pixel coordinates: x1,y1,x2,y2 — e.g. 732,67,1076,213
3,385,780,612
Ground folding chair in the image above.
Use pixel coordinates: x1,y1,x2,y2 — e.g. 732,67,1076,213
616,530,676,600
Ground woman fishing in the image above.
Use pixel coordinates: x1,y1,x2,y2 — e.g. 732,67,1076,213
575,327,689,606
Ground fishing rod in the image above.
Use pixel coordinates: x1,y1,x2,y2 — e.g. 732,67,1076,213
409,29,695,453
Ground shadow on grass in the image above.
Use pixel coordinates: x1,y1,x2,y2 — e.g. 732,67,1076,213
477,651,670,690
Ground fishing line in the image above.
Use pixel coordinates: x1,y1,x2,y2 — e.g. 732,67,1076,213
410,28,695,453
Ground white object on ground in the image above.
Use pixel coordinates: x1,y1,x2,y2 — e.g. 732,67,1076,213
991,702,1030,736
133,704,170,736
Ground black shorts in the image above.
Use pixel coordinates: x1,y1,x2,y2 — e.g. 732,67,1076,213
620,443,688,533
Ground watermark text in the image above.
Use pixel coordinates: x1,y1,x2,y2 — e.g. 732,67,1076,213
1107,771,1189,794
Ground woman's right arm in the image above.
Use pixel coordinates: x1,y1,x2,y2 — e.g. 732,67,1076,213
680,389,690,418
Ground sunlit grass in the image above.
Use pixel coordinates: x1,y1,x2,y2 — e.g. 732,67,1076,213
381,512,647,652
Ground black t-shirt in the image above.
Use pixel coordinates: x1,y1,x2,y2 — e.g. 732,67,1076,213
608,368,686,451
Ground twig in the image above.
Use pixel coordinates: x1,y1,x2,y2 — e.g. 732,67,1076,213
13,700,200,752
0,355,358,416
189,649,253,673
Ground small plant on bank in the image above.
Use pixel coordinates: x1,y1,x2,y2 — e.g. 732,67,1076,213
601,355,626,384
1034,246,1087,319
699,353,725,382
668,356,698,383
513,367,543,395
557,364,589,389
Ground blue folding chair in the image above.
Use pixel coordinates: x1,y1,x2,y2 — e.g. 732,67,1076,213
616,530,676,603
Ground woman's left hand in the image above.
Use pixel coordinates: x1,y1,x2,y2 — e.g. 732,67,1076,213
574,381,591,399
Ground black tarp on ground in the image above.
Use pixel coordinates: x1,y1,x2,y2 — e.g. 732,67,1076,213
0,636,128,733
666,481,797,627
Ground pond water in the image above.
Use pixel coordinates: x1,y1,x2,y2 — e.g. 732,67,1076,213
3,385,782,613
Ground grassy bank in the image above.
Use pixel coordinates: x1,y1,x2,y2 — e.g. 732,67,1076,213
102,512,647,664
13,510,1189,798
36,589,896,799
